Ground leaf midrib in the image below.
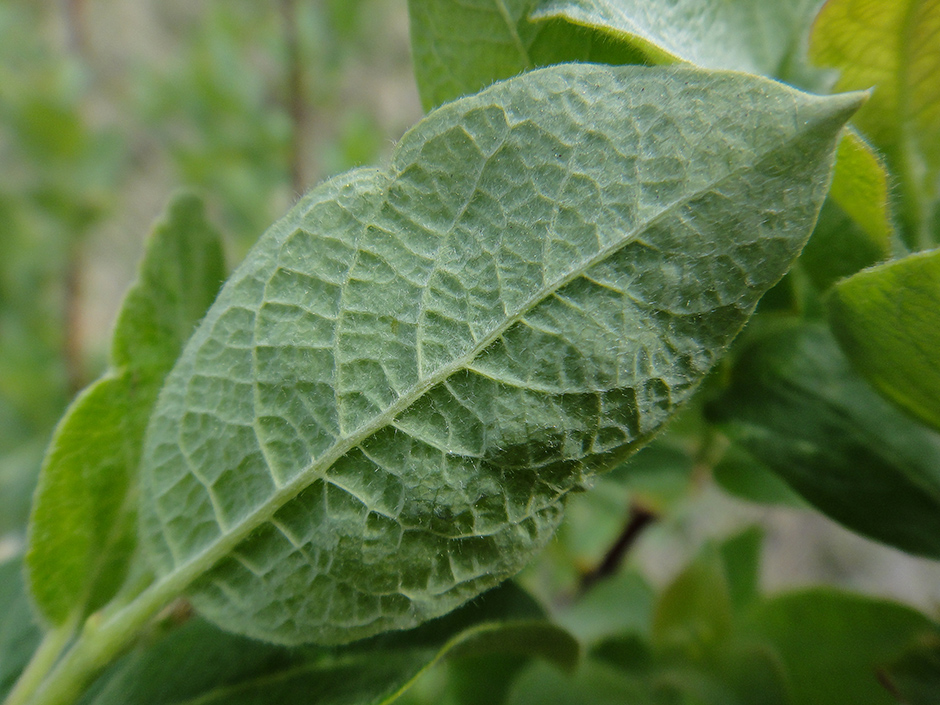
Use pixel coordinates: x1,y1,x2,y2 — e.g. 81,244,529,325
145,97,825,606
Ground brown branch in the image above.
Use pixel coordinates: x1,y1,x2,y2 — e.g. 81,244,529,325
280,0,306,195
62,0,89,56
63,245,86,396
577,503,658,595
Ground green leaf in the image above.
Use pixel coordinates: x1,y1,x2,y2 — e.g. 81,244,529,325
652,548,733,665
880,634,940,705
139,64,861,646
0,558,43,701
712,444,807,508
530,0,815,76
407,0,825,109
799,199,892,293
406,0,648,110
707,322,940,558
76,581,576,705
25,194,225,625
606,439,695,511
826,129,897,257
744,589,940,705
508,659,655,705
717,527,763,615
809,0,940,244
557,570,655,645
828,248,940,432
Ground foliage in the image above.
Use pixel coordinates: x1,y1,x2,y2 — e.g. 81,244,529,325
2,1,939,704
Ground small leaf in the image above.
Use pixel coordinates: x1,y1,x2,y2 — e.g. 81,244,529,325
826,129,897,257
744,589,940,705
557,570,655,645
76,581,576,705
712,445,807,508
828,248,940,433
140,65,861,645
708,322,940,558
717,527,764,615
652,548,733,664
26,194,225,625
880,634,940,705
0,558,43,701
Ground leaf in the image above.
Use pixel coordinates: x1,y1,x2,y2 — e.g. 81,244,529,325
810,0,940,176
139,64,861,646
508,659,655,705
406,0,648,110
717,527,763,615
76,581,576,705
0,558,43,701
712,445,807,508
530,0,815,76
407,0,825,110
828,248,940,433
880,634,940,705
826,129,897,257
707,322,940,558
25,194,225,625
799,199,892,293
557,570,655,645
809,0,940,243
743,589,940,705
652,548,733,665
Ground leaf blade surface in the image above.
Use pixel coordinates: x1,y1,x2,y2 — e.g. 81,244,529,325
140,64,861,645
829,248,940,432
708,322,940,557
76,582,576,705
26,195,225,625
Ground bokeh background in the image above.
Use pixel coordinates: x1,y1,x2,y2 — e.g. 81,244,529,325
2,0,938,625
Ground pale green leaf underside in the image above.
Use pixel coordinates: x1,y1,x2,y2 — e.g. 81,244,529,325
26,195,225,625
140,64,859,645
531,0,811,76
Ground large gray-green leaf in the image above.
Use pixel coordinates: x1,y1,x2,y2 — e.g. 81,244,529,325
708,322,940,558
407,0,821,110
530,0,815,76
77,581,576,705
26,195,225,625
139,64,860,645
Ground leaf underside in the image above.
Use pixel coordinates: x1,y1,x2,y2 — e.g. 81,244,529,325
140,64,859,645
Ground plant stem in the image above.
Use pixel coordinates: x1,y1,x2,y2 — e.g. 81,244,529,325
11,571,187,705
577,504,658,595
2,619,77,705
